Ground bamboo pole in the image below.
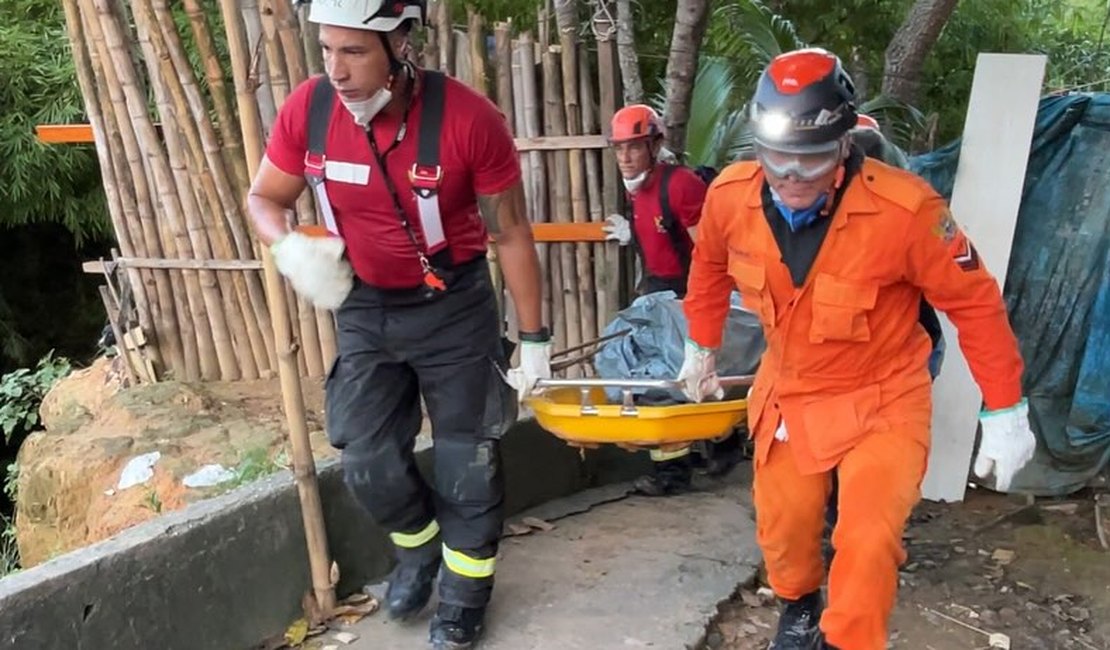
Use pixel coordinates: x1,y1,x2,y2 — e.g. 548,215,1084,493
516,34,558,348
130,0,239,381
467,9,489,96
242,0,279,132
246,0,312,378
298,2,324,76
543,45,582,355
435,0,453,75
594,14,623,314
182,0,251,201
494,22,515,128
265,0,308,87
62,0,162,380
81,0,196,379
150,0,271,379
217,0,337,615
579,46,609,339
422,1,440,70
453,29,472,87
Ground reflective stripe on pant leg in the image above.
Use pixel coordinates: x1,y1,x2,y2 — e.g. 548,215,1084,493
442,545,496,579
650,446,691,462
390,519,440,549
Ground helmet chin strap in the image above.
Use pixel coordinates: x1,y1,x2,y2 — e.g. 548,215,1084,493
819,140,850,217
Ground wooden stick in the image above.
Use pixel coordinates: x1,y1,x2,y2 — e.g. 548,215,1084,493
265,0,308,87
217,0,336,614
543,45,582,356
131,0,239,381
149,0,269,379
242,0,279,129
82,0,197,380
99,286,140,387
579,44,610,338
453,27,472,87
422,1,439,69
467,8,489,96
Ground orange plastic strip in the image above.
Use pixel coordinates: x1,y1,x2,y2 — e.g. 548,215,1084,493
35,124,95,144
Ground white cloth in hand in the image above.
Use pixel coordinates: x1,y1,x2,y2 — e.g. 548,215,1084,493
677,339,723,403
973,399,1037,492
774,420,789,441
505,340,552,403
602,214,632,246
271,231,354,310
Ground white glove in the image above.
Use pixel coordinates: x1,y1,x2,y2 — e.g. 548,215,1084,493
602,214,632,246
973,399,1037,492
271,231,354,310
505,340,552,403
774,420,789,441
677,339,723,403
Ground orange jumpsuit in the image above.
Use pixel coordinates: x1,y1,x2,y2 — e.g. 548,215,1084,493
684,159,1024,650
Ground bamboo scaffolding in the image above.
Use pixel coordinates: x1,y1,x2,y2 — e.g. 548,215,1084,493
594,17,624,314
82,0,200,380
542,45,582,355
216,0,337,616
148,0,271,379
63,0,163,374
130,0,239,381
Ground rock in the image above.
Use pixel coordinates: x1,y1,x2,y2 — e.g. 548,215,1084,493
999,607,1019,624
704,630,724,648
14,365,332,567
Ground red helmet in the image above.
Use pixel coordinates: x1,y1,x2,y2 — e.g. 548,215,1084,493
749,48,857,153
855,114,881,131
609,105,666,144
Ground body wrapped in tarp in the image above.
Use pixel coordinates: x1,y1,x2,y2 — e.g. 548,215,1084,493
910,93,1110,495
592,291,766,404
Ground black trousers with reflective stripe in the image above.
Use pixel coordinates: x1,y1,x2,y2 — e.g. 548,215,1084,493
325,259,515,607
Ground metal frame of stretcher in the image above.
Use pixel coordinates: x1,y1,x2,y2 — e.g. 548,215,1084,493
526,376,753,451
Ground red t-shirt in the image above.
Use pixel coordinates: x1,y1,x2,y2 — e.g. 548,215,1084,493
266,72,521,289
630,164,707,279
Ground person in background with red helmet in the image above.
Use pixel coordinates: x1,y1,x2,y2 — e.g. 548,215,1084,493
246,1,546,646
602,105,742,496
679,48,1037,649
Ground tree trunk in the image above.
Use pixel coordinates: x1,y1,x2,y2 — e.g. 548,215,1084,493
615,0,642,105
662,0,711,161
882,0,959,104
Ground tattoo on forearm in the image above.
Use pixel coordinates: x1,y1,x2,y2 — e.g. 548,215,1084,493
478,183,528,235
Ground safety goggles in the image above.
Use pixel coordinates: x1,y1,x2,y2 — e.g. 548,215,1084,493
755,141,843,182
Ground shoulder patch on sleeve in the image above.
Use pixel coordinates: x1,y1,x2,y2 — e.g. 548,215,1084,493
859,159,935,214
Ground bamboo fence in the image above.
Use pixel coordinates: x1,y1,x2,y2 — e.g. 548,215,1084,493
65,0,629,384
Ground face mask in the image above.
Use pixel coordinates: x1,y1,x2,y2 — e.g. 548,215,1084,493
622,170,649,193
342,87,393,128
769,186,828,232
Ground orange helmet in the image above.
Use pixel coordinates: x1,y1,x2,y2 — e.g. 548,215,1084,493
855,114,881,131
609,104,666,144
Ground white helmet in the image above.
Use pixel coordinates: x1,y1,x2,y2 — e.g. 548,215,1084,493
308,0,425,32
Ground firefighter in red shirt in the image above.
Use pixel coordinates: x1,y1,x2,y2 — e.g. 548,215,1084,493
246,1,546,647
601,105,741,495
678,49,1038,649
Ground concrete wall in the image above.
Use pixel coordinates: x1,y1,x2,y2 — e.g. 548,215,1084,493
0,421,649,650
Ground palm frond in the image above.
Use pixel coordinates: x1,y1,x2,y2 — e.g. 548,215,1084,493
858,94,929,151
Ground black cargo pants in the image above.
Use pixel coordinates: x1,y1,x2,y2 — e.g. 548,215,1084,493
325,258,515,608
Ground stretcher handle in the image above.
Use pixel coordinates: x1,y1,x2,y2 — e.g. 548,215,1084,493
534,375,754,391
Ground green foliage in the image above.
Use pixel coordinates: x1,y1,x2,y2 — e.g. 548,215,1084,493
0,0,110,243
0,352,71,445
1,463,19,577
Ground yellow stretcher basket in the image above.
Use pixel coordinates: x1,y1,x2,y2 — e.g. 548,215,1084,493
526,376,753,450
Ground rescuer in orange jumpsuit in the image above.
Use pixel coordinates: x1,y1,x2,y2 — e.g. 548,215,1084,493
677,48,1039,650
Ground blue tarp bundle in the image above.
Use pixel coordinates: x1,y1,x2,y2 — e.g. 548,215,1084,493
911,93,1110,495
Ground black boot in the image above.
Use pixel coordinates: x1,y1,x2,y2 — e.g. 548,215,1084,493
704,434,742,477
386,543,441,620
429,603,486,649
633,456,693,497
768,590,824,649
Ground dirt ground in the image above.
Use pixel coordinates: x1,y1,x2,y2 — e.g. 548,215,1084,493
706,487,1110,650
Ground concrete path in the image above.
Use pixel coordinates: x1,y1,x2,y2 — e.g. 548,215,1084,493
330,473,760,650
